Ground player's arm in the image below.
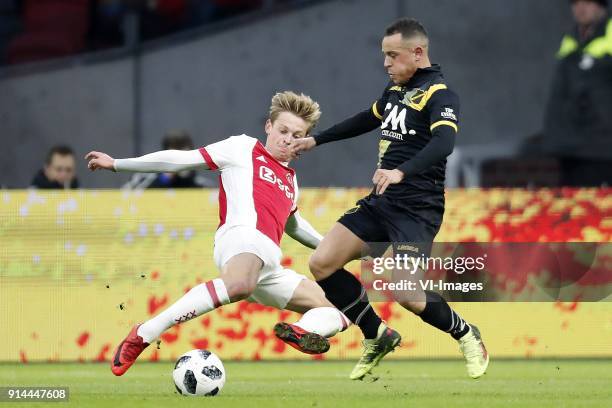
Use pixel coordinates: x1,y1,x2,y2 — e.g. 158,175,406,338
85,149,209,173
313,106,382,146
373,89,459,194
291,89,389,155
397,89,459,176
284,210,323,250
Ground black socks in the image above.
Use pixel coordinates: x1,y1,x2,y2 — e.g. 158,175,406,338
418,290,470,340
317,269,382,339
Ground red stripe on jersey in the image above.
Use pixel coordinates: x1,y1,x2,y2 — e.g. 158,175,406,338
218,175,227,228
198,147,218,170
205,280,221,308
252,142,296,245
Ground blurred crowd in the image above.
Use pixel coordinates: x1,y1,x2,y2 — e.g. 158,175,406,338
5,0,612,189
0,0,296,65
32,131,215,190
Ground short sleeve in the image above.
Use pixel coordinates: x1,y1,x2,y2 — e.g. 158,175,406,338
427,88,460,134
198,135,255,170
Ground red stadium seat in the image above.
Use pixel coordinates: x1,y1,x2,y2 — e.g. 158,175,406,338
7,31,85,64
7,0,90,64
22,0,89,33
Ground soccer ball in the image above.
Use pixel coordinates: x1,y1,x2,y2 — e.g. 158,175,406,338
172,349,226,396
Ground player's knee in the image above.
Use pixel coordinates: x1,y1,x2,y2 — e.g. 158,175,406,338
225,280,256,302
308,252,336,279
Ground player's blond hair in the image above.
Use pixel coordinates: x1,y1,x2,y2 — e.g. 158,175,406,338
269,91,321,133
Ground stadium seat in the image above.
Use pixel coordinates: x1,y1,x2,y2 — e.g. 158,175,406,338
7,31,85,64
22,0,89,34
7,0,89,64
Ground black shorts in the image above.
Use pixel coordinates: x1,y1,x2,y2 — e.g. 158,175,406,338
338,193,444,257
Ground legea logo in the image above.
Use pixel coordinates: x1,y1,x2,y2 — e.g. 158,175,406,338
259,166,294,200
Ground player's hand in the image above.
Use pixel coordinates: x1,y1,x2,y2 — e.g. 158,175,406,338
85,151,116,172
289,137,316,158
372,169,404,195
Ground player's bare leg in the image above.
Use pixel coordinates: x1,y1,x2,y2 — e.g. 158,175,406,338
218,253,263,302
111,253,262,376
309,222,401,379
275,279,350,354
309,222,366,280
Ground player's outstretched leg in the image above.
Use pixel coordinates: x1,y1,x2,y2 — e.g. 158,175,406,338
111,253,261,376
458,324,489,378
317,268,402,379
310,223,401,379
111,278,231,376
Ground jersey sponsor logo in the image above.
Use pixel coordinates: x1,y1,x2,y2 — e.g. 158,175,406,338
441,107,457,121
381,103,408,134
381,129,404,141
259,166,294,200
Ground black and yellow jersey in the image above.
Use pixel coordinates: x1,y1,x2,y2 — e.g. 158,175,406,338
372,65,459,200
314,64,459,206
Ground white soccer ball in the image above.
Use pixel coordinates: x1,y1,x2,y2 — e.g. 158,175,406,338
172,349,226,396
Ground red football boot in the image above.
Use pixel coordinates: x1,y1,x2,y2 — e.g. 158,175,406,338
273,322,330,355
111,324,150,376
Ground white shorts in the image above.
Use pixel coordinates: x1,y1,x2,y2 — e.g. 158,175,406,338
213,225,306,309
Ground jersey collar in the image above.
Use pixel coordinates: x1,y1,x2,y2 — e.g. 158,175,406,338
404,64,442,87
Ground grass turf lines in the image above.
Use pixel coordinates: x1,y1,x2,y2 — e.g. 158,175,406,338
0,360,610,407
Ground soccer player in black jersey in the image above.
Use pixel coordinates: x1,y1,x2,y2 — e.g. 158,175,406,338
289,18,489,380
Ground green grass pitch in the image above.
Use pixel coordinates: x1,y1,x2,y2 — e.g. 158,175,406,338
1,360,610,407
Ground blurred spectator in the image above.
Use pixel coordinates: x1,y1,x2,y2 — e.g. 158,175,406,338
31,145,80,189
538,0,612,186
123,130,215,189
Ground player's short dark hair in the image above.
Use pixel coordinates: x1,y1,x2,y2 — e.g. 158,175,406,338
45,145,75,165
162,130,194,150
385,18,428,40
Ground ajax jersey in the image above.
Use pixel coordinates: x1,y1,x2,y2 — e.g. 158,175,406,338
199,135,298,246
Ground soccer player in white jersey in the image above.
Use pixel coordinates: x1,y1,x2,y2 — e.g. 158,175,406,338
86,92,351,376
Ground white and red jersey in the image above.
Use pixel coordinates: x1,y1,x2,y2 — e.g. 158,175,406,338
198,135,298,246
